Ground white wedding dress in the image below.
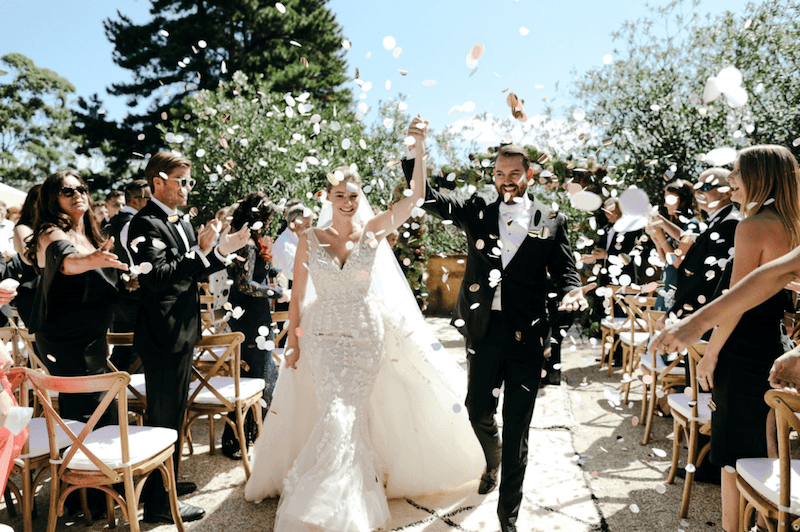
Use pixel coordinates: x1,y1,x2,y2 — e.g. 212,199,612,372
244,227,483,532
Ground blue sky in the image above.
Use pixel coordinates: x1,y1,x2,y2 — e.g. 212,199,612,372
2,0,750,140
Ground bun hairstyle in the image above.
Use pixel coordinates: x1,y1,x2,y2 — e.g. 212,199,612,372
326,165,362,192
230,191,279,262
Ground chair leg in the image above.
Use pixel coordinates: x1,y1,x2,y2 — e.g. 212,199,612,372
208,414,215,455
667,419,682,484
80,488,92,526
4,486,17,517
640,377,649,421
106,491,117,529
236,406,251,480
46,470,59,532
680,421,699,518
642,378,658,446
600,330,609,369
164,455,185,532
22,462,34,532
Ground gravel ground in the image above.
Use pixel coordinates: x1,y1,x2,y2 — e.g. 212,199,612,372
1,318,723,532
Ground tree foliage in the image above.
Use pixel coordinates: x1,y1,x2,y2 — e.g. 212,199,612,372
91,0,352,175
0,53,76,188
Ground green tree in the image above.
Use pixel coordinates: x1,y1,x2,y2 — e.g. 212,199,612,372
572,0,800,203
92,0,351,175
0,53,76,187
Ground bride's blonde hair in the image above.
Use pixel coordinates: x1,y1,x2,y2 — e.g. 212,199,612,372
326,166,362,192
737,144,800,248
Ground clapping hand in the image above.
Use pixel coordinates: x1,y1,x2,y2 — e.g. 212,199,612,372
93,238,128,271
217,222,251,256
557,283,596,312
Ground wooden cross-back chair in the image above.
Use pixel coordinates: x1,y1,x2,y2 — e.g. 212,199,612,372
736,390,800,532
4,368,86,532
106,332,147,425
26,368,185,532
184,331,263,479
618,294,657,403
666,342,712,518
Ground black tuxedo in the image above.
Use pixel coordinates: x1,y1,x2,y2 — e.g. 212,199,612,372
669,203,739,320
108,210,139,370
594,224,642,285
127,200,224,506
403,159,581,525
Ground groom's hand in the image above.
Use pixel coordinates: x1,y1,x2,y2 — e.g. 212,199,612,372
557,283,596,312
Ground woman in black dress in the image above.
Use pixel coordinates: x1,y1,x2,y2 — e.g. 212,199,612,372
12,184,41,325
695,145,800,532
26,171,127,423
221,191,284,459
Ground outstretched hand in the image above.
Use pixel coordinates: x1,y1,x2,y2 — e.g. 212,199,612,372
648,315,705,356
557,283,596,312
769,346,800,394
94,237,128,271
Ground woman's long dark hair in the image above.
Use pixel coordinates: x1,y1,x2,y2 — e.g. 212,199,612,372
230,191,279,262
15,184,41,228
25,171,104,269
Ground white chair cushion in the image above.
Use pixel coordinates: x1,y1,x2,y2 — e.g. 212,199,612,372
188,376,265,405
601,317,647,330
667,392,712,423
126,373,147,400
23,418,86,459
196,345,229,363
640,355,685,376
737,458,800,515
618,331,650,346
66,425,177,471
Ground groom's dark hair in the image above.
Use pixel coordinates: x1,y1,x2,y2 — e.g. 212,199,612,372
495,144,530,171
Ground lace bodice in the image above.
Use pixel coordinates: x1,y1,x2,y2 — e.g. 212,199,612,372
304,228,376,303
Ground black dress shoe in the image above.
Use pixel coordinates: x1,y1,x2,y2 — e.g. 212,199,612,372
478,466,499,495
143,500,205,524
500,520,517,532
675,466,720,485
176,481,197,497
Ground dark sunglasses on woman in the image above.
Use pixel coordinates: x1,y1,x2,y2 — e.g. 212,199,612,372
60,185,89,198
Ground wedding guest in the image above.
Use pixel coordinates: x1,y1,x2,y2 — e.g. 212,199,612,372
0,339,27,495
0,201,14,263
91,203,108,227
647,179,698,311
127,152,249,524
582,197,642,286
107,179,151,371
220,192,285,460
26,171,127,423
272,201,313,283
657,145,800,532
11,184,41,325
101,190,125,232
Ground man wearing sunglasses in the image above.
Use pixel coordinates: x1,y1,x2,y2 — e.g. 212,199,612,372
128,152,249,524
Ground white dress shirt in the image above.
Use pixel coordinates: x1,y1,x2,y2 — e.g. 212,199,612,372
492,195,533,311
117,205,139,264
273,227,299,281
149,197,219,267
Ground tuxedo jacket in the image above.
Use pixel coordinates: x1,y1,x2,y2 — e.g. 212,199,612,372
595,224,642,284
127,201,225,358
669,203,740,319
402,159,582,346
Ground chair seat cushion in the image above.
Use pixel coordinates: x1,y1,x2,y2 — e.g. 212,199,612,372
24,418,86,459
196,345,228,363
640,355,685,376
67,425,177,471
618,331,650,346
737,458,800,514
667,392,712,423
126,373,147,401
601,317,646,330
189,377,266,405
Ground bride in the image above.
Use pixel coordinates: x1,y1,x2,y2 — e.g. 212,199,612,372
244,117,483,531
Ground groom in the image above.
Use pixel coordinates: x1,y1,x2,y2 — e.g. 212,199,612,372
403,143,585,532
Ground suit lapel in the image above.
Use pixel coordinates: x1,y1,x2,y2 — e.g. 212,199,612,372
144,201,185,253
504,195,541,271
178,217,196,248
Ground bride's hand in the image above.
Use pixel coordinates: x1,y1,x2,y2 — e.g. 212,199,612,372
285,346,300,370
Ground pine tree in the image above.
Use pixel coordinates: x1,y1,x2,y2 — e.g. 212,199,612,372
92,0,351,176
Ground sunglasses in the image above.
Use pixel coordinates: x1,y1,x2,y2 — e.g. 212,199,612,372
165,176,196,189
697,182,719,192
59,186,88,198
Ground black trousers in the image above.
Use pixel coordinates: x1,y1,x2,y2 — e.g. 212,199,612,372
110,296,140,371
465,312,545,523
140,348,193,508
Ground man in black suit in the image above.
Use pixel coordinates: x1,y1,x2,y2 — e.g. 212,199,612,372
107,179,150,371
403,144,586,532
665,168,739,323
128,152,249,524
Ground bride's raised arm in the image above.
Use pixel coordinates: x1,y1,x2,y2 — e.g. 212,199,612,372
367,116,427,239
284,232,309,370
